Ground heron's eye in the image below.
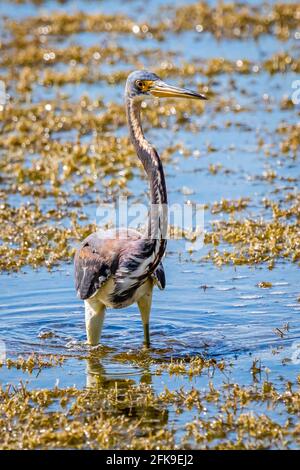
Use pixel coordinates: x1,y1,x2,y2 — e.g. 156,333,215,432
136,80,143,90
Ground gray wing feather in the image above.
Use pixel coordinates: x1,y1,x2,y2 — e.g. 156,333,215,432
74,234,118,300
152,262,166,290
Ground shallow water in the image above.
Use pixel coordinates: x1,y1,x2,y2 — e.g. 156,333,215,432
0,0,299,449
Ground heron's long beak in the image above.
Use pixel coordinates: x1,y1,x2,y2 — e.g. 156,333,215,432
150,80,207,100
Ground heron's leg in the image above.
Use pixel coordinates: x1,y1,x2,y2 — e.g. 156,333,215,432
84,299,105,346
137,282,153,348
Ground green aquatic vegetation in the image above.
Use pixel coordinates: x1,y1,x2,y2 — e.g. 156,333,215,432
208,163,223,174
0,354,299,449
0,100,138,200
210,198,250,214
3,51,299,97
0,98,125,137
0,2,298,275
0,199,202,271
156,356,227,378
204,196,300,266
0,202,96,271
257,282,273,289
264,53,300,74
277,123,300,157
183,414,294,449
0,377,174,449
0,44,131,68
263,195,300,219
5,353,65,372
0,0,299,451
171,2,300,40
6,11,139,37
6,2,300,42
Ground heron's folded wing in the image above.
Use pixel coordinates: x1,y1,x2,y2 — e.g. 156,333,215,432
74,243,112,300
152,262,166,290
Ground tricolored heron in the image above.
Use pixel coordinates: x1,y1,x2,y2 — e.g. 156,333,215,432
74,70,207,347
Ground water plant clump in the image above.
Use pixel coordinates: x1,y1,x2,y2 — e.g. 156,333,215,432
5,353,65,372
0,201,97,271
204,195,300,267
5,2,300,41
210,197,251,214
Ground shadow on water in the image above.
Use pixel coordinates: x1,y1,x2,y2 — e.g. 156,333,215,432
84,357,170,430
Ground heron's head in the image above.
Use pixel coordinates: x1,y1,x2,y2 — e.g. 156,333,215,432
126,70,207,101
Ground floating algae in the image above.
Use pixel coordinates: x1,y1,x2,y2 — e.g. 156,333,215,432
204,196,300,267
0,353,299,449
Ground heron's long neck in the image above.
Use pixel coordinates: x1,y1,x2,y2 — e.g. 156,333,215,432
126,98,168,245
126,98,167,206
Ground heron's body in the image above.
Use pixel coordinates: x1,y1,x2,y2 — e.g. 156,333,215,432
74,70,206,346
